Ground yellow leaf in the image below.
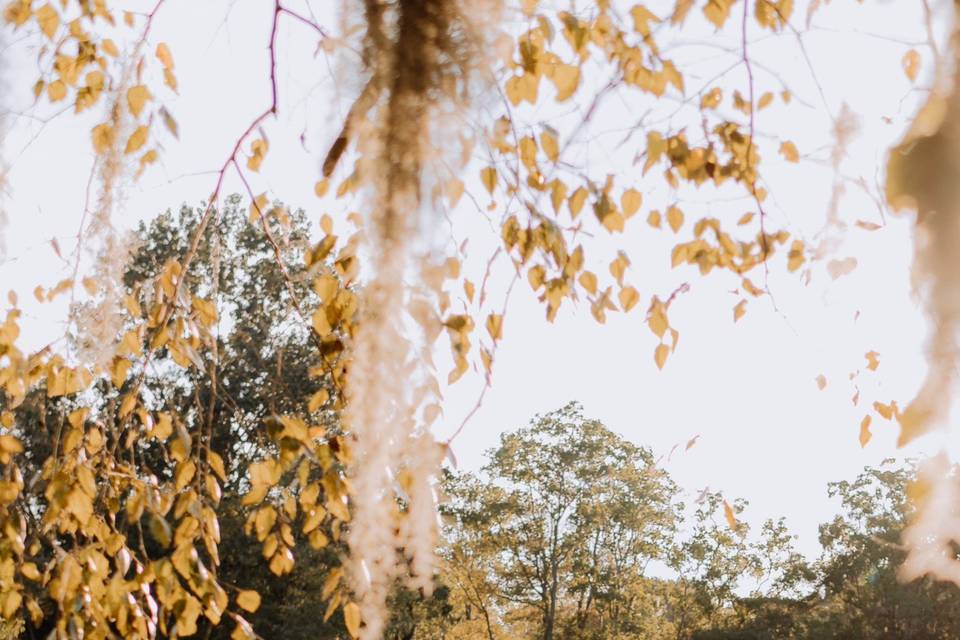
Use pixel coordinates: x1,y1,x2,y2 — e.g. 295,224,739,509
550,179,567,213
700,87,722,110
737,212,755,226
757,92,774,110
35,4,59,39
902,49,920,82
733,299,747,322
787,240,805,272
621,188,642,218
46,80,67,102
20,562,40,581
704,0,733,28
541,130,559,162
156,42,174,69
309,389,329,413
124,125,149,154
553,64,580,101
647,210,661,228
101,38,118,57
175,459,196,490
723,499,739,530
619,286,639,312
644,132,665,174
873,401,894,420
519,136,538,170
859,415,872,448
568,187,588,218
505,74,523,106
779,141,799,163
163,68,178,92
137,149,158,177
648,301,668,338
528,265,545,290
91,123,114,153
654,343,669,370
578,271,597,294
315,179,329,197
486,313,503,341
666,206,684,233
480,167,497,194
247,138,269,172
249,193,269,222
630,5,661,35
815,374,826,390
445,178,465,206
126,85,150,118
865,350,880,371
343,602,361,638
236,590,261,613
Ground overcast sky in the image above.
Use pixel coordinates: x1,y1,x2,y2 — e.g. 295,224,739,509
0,0,954,559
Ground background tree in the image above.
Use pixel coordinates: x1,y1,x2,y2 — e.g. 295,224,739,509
444,402,679,640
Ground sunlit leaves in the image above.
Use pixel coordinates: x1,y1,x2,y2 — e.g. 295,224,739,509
247,138,269,172
126,85,150,118
124,125,148,154
34,3,58,39
723,499,740,531
552,64,580,101
90,123,114,154
704,0,735,29
700,87,722,110
859,415,872,448
344,601,361,638
734,299,747,322
568,187,588,218
156,42,178,91
236,590,261,613
666,205,684,233
621,188,642,218
902,49,920,82
779,140,800,162
755,0,793,31
480,167,497,194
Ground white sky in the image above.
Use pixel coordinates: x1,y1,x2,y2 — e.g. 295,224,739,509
0,0,955,561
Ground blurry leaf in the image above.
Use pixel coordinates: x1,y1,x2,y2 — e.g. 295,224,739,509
779,141,799,163
859,415,872,448
553,64,580,101
723,499,739,530
236,590,261,613
35,4,59,39
481,167,497,194
344,601,361,638
125,125,149,154
827,257,857,280
902,49,920,82
654,343,669,370
127,85,150,118
666,206,684,233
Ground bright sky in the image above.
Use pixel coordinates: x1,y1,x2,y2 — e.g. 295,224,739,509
0,0,954,561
